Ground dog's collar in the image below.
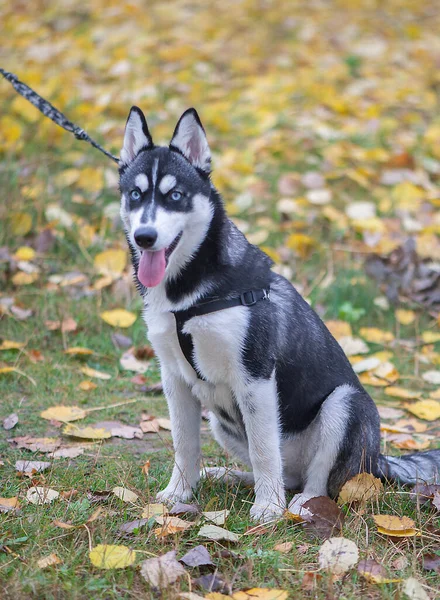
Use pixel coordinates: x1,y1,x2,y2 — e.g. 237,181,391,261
172,287,271,380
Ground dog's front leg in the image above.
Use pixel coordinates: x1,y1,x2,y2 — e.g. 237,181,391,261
156,372,201,504
237,375,285,522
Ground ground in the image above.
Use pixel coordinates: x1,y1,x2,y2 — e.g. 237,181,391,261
1,0,440,598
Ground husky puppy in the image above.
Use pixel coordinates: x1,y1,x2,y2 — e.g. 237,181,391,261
119,107,440,522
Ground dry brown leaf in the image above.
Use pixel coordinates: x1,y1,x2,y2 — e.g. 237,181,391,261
338,473,383,504
27,486,59,505
37,553,62,569
140,550,186,587
112,486,139,503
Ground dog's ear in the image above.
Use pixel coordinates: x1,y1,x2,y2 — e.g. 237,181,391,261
120,106,153,166
169,108,211,174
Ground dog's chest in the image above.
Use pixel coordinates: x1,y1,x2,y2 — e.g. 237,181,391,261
145,307,249,411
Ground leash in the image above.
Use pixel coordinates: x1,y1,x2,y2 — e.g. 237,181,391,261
172,288,271,379
0,68,119,164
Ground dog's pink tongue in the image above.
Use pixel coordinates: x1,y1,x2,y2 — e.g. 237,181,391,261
137,250,166,287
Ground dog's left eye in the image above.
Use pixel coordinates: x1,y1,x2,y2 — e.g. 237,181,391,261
170,191,182,201
130,189,141,201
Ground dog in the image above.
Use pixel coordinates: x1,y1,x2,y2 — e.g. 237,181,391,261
119,106,440,522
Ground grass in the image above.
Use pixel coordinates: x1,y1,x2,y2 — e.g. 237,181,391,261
1,145,439,599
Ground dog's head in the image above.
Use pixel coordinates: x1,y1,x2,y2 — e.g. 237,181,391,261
119,107,213,288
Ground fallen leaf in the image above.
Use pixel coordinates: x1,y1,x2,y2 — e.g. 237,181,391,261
118,518,150,535
195,573,230,594
15,460,51,473
422,553,440,573
357,558,399,584
373,514,419,537
48,446,85,459
120,350,150,373
301,496,344,539
141,503,166,519
405,399,440,421
63,424,112,440
202,510,230,526
402,577,429,600
422,370,440,385
0,497,20,512
318,537,359,576
40,405,87,422
10,212,32,236
95,420,143,439
100,309,137,328
233,589,288,600
359,327,394,344
3,413,18,430
385,387,421,399
197,524,240,543
180,545,213,567
64,347,94,356
301,572,322,592
37,553,62,569
338,336,369,356
325,320,352,340
89,544,136,569
140,550,186,587
154,515,193,537
140,419,160,433
78,380,97,391
157,417,172,430
169,502,200,516
396,309,416,325
8,436,60,453
273,542,293,553
0,340,25,350
27,486,59,505
112,486,139,503
377,406,405,419
93,249,127,278
80,366,111,380
338,473,383,504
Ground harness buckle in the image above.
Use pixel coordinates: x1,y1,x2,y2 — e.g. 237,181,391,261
240,290,257,306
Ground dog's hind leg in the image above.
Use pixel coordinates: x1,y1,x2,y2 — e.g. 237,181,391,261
202,467,255,486
288,384,354,516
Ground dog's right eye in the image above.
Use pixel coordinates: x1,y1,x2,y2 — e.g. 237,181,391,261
130,189,141,201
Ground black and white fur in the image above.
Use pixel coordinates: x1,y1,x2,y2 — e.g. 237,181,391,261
119,107,440,522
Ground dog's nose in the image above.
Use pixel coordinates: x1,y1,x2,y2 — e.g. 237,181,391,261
134,226,158,249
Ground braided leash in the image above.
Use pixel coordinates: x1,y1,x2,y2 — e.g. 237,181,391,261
0,68,119,164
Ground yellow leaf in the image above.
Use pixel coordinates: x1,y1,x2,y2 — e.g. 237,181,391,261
100,309,137,328
40,405,87,422
0,496,20,510
359,328,394,344
385,387,421,399
77,167,104,193
376,526,420,537
112,486,138,503
53,168,80,187
405,399,440,421
12,272,39,286
429,388,440,400
63,424,112,440
286,233,316,258
325,320,352,340
37,553,62,569
421,331,440,344
338,473,383,504
232,589,289,600
64,347,94,356
372,514,416,536
93,249,127,278
395,309,416,325
80,366,111,380
13,246,36,261
141,503,166,518
78,380,97,391
10,212,32,236
89,544,136,569
0,340,25,350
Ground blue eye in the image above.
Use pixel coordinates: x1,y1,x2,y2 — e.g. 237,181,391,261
170,191,182,201
130,189,141,201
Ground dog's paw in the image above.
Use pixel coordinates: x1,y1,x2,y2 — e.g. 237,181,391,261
249,500,285,523
287,493,314,518
156,484,193,505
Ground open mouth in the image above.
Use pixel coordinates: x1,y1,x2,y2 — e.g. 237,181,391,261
137,231,183,288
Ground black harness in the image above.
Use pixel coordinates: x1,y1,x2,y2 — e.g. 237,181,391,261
172,288,270,379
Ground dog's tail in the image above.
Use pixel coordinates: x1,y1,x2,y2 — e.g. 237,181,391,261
377,450,440,485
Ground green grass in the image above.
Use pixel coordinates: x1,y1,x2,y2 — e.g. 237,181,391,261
1,143,439,600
